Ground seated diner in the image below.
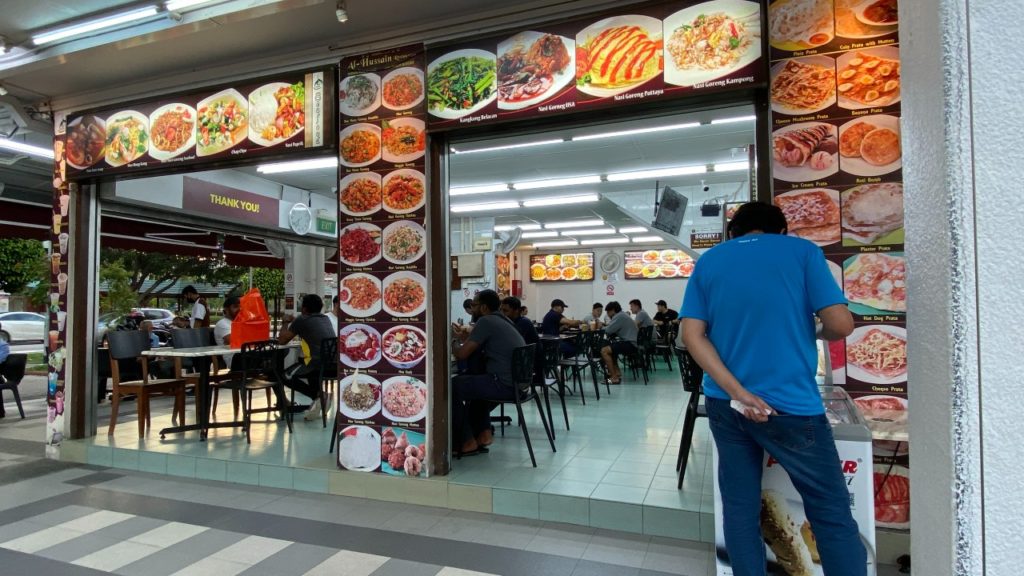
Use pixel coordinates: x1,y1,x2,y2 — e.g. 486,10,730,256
600,300,638,385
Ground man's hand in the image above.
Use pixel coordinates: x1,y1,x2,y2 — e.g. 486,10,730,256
732,389,774,423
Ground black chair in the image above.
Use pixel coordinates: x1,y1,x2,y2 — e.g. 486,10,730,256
624,327,652,385
538,339,569,434
317,337,338,430
222,340,292,444
0,354,28,419
674,346,706,490
587,332,612,396
107,330,187,438
654,327,677,372
482,344,555,468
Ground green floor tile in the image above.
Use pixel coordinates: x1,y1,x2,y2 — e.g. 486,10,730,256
539,494,589,526
493,488,539,520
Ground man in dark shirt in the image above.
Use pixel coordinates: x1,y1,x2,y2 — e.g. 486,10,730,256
601,301,638,384
453,290,526,455
541,299,580,355
653,299,680,341
279,294,336,418
502,296,544,384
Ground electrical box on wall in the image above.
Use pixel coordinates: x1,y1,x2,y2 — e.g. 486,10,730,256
473,239,492,251
456,253,485,277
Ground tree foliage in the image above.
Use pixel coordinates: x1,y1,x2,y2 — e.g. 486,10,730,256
0,239,46,293
251,267,285,300
100,248,246,305
100,261,138,315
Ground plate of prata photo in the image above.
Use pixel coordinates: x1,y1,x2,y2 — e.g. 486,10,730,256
338,272,382,318
148,103,196,161
338,222,382,267
664,0,762,87
773,188,841,246
338,373,382,420
337,425,381,472
772,121,839,182
339,73,381,117
381,117,425,163
846,324,907,384
873,463,910,529
839,115,901,177
381,67,425,112
381,220,426,265
853,395,908,446
427,49,497,119
836,45,900,110
380,376,428,422
835,0,898,39
497,31,575,110
339,123,381,168
104,110,150,167
196,89,248,157
338,172,383,217
575,15,663,98
769,55,836,115
382,169,426,214
248,82,305,147
66,115,106,170
339,324,382,369
768,0,835,51
841,182,904,246
382,271,427,318
843,252,906,315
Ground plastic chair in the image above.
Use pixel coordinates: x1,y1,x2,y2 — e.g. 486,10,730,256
107,330,187,438
221,340,292,444
538,338,569,434
480,344,555,468
0,354,28,419
654,327,677,372
674,346,707,490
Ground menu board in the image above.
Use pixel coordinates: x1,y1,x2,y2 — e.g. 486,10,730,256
766,0,908,535
528,253,594,282
425,0,766,130
623,249,695,279
65,67,335,178
46,123,71,457
336,45,428,477
495,253,512,296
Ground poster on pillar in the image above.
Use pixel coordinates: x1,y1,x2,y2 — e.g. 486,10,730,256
766,0,909,536
47,113,71,457
337,45,429,478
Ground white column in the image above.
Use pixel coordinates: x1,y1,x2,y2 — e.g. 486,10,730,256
285,243,324,312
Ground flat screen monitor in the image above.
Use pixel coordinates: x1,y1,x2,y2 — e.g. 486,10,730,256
652,186,688,236
528,252,595,282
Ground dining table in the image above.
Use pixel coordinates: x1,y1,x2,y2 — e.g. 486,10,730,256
143,342,300,440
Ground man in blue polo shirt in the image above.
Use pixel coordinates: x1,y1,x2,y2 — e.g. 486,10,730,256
541,299,580,356
681,202,863,576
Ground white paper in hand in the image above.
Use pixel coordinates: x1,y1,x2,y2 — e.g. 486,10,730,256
730,400,773,417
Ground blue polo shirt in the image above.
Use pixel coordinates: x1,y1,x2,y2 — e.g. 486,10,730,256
681,234,845,416
541,309,563,337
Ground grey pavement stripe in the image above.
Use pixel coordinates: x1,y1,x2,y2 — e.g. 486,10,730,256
115,528,250,576
369,558,443,576
0,438,46,456
35,515,166,562
0,458,78,486
0,506,99,543
236,542,339,576
65,471,126,486
0,547,110,575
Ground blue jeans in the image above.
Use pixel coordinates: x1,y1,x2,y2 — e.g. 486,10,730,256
706,397,866,576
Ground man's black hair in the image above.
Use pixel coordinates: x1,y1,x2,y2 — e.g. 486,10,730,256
502,296,522,311
476,290,500,313
729,202,788,238
182,285,198,296
301,294,324,314
605,301,622,314
462,298,475,311
629,299,642,308
593,302,604,310
223,296,241,309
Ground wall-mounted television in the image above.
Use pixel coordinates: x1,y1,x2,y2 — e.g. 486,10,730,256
623,249,694,280
652,186,688,236
529,252,595,282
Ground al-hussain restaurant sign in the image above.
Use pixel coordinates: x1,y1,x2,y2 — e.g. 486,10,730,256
424,0,766,130
182,177,279,227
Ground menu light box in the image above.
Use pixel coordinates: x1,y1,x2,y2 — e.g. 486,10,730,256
623,249,694,280
528,252,595,282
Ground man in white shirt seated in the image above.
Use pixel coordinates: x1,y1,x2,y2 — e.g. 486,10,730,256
213,296,241,370
325,296,339,334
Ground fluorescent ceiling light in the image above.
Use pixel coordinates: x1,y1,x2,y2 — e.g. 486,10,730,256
561,227,617,236
495,224,541,232
606,165,707,182
451,201,520,213
257,157,336,174
713,161,749,172
32,6,160,45
574,122,700,142
514,175,601,190
452,139,562,155
618,226,648,234
0,139,54,159
581,237,628,246
450,183,509,196
632,236,665,243
711,115,757,124
165,0,215,10
533,240,579,248
522,193,599,208
521,231,559,239
544,219,604,229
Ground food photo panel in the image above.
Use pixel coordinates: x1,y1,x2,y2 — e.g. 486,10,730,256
337,425,382,472
381,427,426,477
841,182,904,246
843,252,906,317
768,0,836,55
836,45,901,111
663,0,763,88
773,188,841,248
770,54,837,119
772,120,840,184
496,31,575,111
845,323,907,388
838,115,902,177
338,372,383,425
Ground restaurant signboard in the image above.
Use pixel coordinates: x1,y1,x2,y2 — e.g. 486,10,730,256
181,177,280,227
65,67,335,179
425,0,766,130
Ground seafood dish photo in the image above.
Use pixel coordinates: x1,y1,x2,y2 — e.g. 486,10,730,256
338,273,382,317
427,50,497,119
837,48,901,108
772,122,838,181
382,170,425,214
839,116,902,175
842,182,904,245
847,325,907,381
104,111,149,167
339,173,382,216
339,73,380,116
66,115,106,169
196,89,248,156
338,223,382,267
148,104,196,161
576,16,663,96
664,2,761,87
497,32,573,110
770,56,836,114
248,82,304,146
382,327,427,370
382,220,426,265
339,123,381,167
773,188,841,245
382,272,426,317
339,324,382,368
769,0,834,49
844,252,906,313
381,67,424,111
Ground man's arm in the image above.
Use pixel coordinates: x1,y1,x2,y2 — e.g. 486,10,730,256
559,317,580,328
817,304,854,341
453,339,480,361
278,315,296,345
681,318,773,422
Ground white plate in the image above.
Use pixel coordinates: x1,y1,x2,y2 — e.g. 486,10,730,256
338,324,382,369
380,67,425,111
338,172,383,217
381,325,428,370
65,115,106,170
768,0,834,49
338,222,382,267
247,82,303,147
381,169,426,214
771,121,839,182
381,220,427,265
664,0,762,88
427,49,497,119
576,15,663,98
195,88,248,157
496,31,576,111
838,115,901,177
770,55,836,115
382,271,427,318
338,272,382,318
339,123,381,168
147,103,196,161
775,187,841,247
846,324,907,384
337,373,382,420
381,117,425,163
104,110,150,167
856,0,898,26
339,73,381,117
836,45,901,110
380,376,428,422
337,425,381,471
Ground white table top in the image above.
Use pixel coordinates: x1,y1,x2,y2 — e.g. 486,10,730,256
142,341,300,358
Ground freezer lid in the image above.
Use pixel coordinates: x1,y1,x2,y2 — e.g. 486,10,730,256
820,386,873,441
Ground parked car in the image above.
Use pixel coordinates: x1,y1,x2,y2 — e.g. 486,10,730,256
96,308,175,345
0,311,46,343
